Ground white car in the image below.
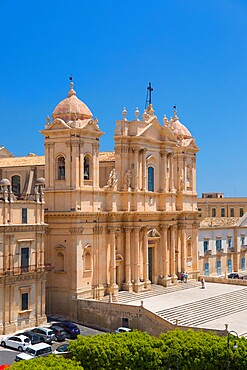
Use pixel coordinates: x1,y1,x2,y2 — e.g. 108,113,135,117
115,327,132,334
1,335,31,351
15,343,52,361
30,327,55,343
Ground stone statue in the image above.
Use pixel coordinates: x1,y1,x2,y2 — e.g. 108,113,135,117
106,168,118,189
124,170,132,190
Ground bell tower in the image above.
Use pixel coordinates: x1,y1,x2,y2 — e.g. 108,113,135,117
40,81,103,211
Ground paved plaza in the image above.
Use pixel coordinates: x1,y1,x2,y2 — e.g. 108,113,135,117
117,281,247,336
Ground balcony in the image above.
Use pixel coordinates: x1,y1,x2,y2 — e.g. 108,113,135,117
216,248,224,255
205,249,212,256
227,247,235,253
241,245,247,252
0,265,46,276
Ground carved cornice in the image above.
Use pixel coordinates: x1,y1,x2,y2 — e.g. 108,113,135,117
0,225,47,233
69,227,84,235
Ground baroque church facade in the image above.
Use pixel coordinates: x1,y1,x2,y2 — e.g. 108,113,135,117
0,82,199,332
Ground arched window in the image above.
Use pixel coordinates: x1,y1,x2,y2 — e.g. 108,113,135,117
148,167,154,192
57,156,65,180
56,252,64,271
12,175,20,197
84,155,90,180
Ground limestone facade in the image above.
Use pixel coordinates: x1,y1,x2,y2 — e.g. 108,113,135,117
0,82,199,321
198,215,247,276
0,177,47,335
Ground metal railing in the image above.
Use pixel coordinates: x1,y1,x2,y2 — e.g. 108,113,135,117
0,264,47,276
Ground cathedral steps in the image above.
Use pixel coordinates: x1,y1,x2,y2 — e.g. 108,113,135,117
155,288,247,327
100,281,198,303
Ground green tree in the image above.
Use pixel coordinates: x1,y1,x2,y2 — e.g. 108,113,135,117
10,355,83,370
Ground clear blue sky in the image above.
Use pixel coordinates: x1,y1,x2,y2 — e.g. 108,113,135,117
1,0,247,197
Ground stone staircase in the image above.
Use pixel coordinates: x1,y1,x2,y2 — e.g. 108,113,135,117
100,281,199,304
155,287,247,327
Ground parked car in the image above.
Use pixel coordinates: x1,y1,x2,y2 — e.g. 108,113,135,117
15,343,52,361
53,343,71,358
30,327,55,343
50,321,80,339
115,327,132,334
49,325,67,341
228,272,240,279
1,335,30,351
17,331,43,345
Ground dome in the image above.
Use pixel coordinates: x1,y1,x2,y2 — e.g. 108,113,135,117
0,178,11,186
52,82,93,121
170,110,192,139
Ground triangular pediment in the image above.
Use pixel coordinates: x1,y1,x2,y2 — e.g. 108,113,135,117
138,117,177,142
46,118,70,130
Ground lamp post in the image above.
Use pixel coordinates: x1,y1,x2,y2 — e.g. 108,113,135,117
227,330,239,370
168,353,181,370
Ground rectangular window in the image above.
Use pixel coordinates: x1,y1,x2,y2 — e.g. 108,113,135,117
241,257,246,270
241,236,245,247
216,239,222,251
203,240,209,252
228,259,232,273
217,260,221,275
22,208,27,223
21,248,29,272
240,208,244,217
122,318,129,327
212,208,216,217
227,238,232,249
204,263,209,276
221,208,225,217
230,208,234,217
21,293,28,311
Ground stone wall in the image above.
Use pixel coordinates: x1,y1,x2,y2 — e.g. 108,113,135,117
76,299,227,337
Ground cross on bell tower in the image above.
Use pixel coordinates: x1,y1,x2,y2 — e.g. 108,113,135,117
145,82,153,109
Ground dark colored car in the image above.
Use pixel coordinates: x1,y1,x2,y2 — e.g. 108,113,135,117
49,325,67,341
17,331,43,345
228,272,240,279
50,321,80,339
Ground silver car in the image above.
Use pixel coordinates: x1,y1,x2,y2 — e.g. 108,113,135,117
30,327,55,343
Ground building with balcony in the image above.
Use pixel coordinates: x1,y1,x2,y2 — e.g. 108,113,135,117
0,177,47,334
198,215,247,276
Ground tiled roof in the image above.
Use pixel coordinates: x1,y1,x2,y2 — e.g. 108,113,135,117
200,217,241,228
99,152,115,162
0,156,45,168
0,152,115,168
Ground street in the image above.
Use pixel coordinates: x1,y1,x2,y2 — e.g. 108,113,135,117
0,322,105,366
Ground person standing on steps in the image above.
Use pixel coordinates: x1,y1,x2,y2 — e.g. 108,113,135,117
201,278,205,289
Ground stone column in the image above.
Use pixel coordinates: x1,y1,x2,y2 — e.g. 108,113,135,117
72,140,80,188
159,225,171,286
108,227,118,295
142,227,151,289
192,157,196,193
133,227,143,292
133,148,139,191
192,222,199,277
170,225,178,283
92,143,99,189
142,149,147,191
161,151,168,192
181,226,187,273
170,153,175,191
123,227,133,291
79,141,84,187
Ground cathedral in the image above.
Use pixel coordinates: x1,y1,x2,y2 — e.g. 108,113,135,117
0,82,199,333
